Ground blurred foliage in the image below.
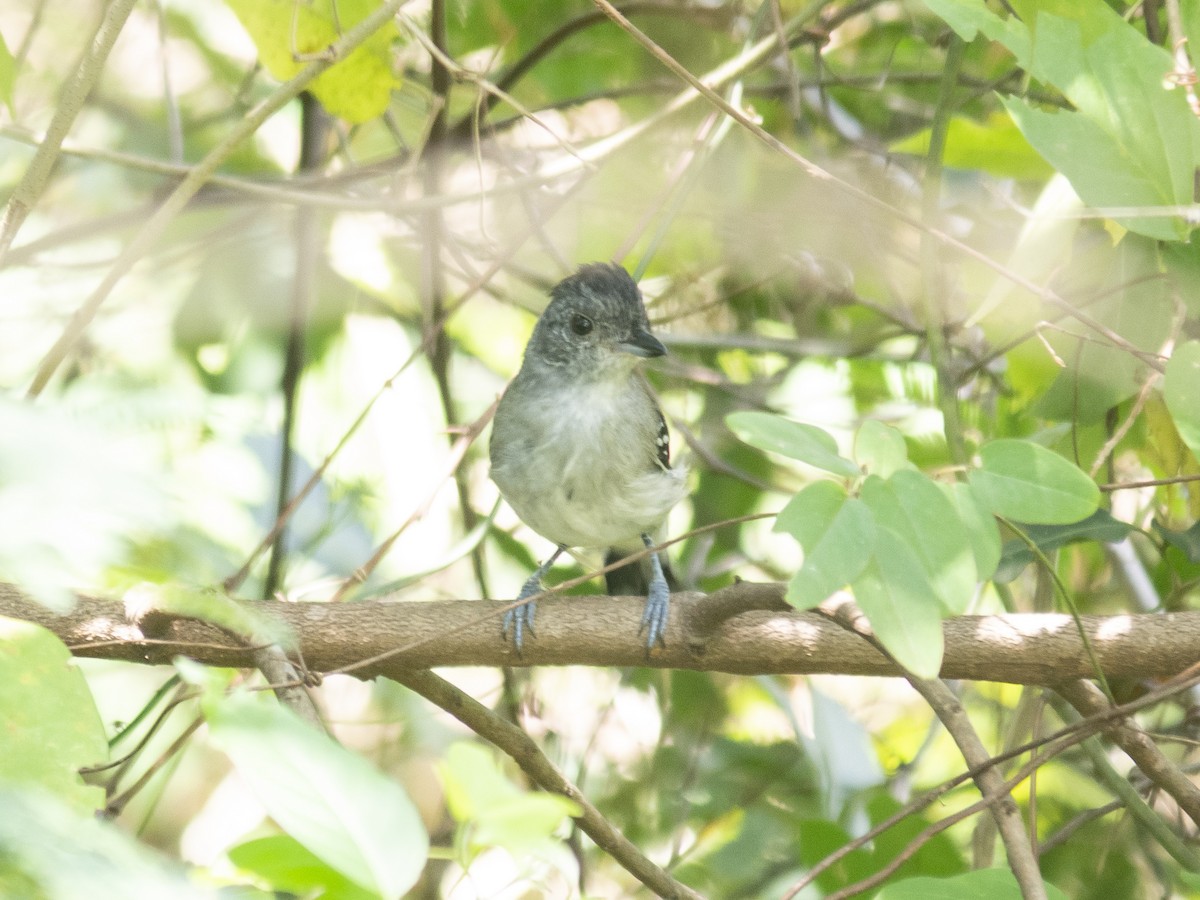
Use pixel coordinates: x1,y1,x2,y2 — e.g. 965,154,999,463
3,0,1200,897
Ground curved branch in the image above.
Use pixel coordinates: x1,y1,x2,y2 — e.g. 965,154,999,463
1057,678,1200,830
824,599,1046,899
7,582,1200,685
393,668,703,899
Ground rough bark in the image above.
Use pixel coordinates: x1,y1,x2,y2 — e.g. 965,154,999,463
5,582,1199,685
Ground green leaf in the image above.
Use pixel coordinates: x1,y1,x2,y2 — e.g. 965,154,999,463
0,788,213,900
1164,340,1200,461
851,526,943,678
774,481,876,609
229,835,377,900
205,692,428,898
861,472,976,614
865,791,966,881
1156,518,1200,564
1034,241,1172,423
927,0,1200,240
968,439,1099,525
944,482,1001,581
727,411,861,477
995,510,1135,583
875,867,1068,900
922,0,1030,56
0,31,14,115
1003,96,1188,242
224,0,400,122
890,112,1053,180
440,742,580,857
853,419,911,479
0,619,107,812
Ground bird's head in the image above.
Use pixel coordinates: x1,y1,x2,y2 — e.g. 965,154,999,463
525,263,666,379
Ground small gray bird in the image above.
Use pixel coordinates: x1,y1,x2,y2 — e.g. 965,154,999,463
490,263,687,652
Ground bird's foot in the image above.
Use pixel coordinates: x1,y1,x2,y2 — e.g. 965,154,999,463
639,572,670,651
501,573,542,654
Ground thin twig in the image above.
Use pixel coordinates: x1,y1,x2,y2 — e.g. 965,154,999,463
587,0,1163,372
0,0,138,263
1048,691,1200,871
1056,679,1200,831
25,0,410,397
1164,0,1200,117
329,397,498,602
264,93,331,601
783,680,1173,897
102,717,203,819
223,335,437,594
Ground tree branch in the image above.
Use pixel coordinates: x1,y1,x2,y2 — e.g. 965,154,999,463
1056,678,1200,830
7,582,1200,685
392,668,703,899
824,599,1046,900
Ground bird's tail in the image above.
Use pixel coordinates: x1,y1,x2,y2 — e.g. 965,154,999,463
604,544,679,596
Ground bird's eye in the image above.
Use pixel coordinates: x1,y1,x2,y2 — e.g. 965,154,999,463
570,314,593,336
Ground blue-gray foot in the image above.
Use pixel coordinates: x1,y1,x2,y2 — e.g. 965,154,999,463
501,571,543,654
638,534,670,649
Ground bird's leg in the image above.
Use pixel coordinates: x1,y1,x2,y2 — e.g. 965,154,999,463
503,545,565,653
638,533,670,649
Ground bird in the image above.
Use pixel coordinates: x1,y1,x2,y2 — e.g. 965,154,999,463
489,262,687,652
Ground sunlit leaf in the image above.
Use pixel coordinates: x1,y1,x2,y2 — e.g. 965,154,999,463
0,31,14,114
0,789,212,900
224,0,400,122
0,399,169,612
775,481,876,609
0,620,107,812
229,835,376,900
206,693,428,898
852,527,943,678
944,482,1001,581
968,439,1099,525
890,112,1053,180
1165,340,1200,461
727,412,861,477
927,0,1200,240
853,419,911,479
861,472,976,614
440,742,579,857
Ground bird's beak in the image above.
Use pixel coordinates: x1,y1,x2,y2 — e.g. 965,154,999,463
619,327,667,358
